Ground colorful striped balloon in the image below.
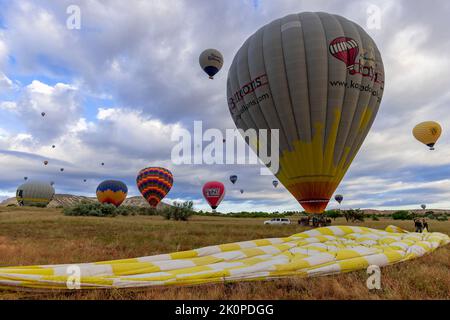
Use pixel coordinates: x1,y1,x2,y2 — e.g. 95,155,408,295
136,167,173,208
96,180,128,207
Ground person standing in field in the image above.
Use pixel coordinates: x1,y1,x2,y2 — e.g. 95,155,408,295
422,219,429,232
414,219,423,233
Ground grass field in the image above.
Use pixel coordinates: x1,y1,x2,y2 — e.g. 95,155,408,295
0,206,449,300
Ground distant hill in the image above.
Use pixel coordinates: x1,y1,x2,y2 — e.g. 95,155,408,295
1,195,449,215
358,209,450,215
0,194,172,210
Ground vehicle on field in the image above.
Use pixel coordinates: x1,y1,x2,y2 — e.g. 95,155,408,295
264,218,291,225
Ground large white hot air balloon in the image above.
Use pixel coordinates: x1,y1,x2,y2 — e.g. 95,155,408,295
227,12,385,214
16,181,55,207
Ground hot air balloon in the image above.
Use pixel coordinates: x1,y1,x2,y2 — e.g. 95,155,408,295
202,181,225,210
227,12,384,214
136,167,173,208
52,145,55,149
273,180,279,188
41,112,46,117
413,121,442,150
16,181,55,207
335,194,344,204
101,163,105,166
50,181,55,186
43,161,48,166
24,177,28,181
199,49,223,79
230,175,238,184
240,189,244,194
60,168,64,172
83,179,87,182
421,204,426,210
96,180,128,207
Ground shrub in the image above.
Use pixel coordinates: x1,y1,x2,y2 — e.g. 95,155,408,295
161,207,173,220
372,215,380,221
392,210,412,220
159,201,195,221
64,202,123,217
342,209,365,222
28,203,48,208
135,207,157,216
437,215,448,221
6,204,17,207
325,210,342,220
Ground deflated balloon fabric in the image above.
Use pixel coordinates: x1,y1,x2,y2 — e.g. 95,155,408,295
0,226,448,290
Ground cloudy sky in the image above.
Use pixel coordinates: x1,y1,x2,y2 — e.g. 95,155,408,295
1,0,450,212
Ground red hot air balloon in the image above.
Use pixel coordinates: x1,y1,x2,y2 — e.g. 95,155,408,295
136,167,173,208
202,181,225,210
329,37,359,74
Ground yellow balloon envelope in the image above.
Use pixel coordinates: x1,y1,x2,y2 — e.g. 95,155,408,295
413,121,442,150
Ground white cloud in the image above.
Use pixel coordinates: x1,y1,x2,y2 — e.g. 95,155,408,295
0,72,14,90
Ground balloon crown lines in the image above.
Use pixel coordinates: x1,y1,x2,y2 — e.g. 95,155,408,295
171,121,279,175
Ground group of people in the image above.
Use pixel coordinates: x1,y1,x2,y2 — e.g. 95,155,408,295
298,216,332,227
414,219,429,233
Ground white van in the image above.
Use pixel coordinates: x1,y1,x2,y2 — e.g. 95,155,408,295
264,218,291,225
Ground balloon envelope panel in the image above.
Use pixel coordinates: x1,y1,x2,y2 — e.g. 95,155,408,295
16,181,55,207
136,167,173,208
96,180,128,207
227,12,384,213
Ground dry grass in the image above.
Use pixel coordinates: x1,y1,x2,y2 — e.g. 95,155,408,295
0,207,448,300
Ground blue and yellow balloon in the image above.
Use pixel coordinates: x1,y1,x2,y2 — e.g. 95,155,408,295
96,180,128,207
